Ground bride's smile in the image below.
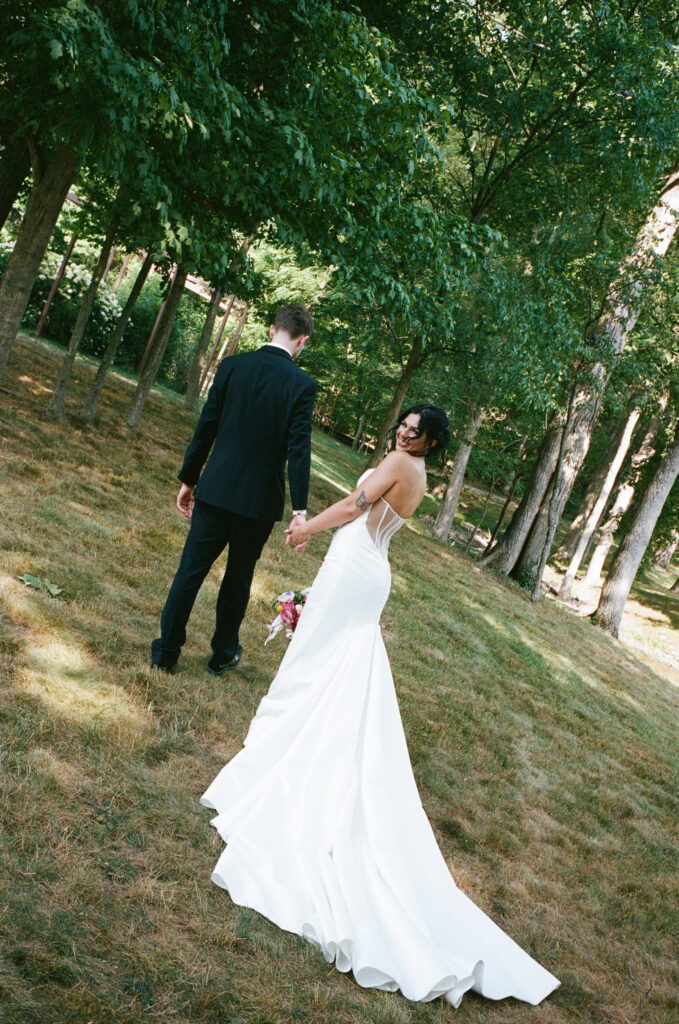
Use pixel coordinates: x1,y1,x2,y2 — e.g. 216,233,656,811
395,412,428,455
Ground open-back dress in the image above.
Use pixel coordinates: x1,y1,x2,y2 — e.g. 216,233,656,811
201,470,560,1007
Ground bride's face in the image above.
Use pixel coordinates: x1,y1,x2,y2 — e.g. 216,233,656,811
395,413,429,456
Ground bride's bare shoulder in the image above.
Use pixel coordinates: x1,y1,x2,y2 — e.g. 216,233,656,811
382,450,415,469
385,450,425,476
383,451,427,503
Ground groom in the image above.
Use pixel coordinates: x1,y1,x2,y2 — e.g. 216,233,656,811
151,304,316,674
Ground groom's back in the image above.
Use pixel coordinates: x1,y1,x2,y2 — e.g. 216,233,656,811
181,345,316,521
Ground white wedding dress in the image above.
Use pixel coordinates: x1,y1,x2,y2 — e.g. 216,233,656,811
201,471,560,1007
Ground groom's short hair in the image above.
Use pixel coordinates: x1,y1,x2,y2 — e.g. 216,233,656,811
274,304,313,339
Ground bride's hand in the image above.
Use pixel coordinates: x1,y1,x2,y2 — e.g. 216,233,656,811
286,520,311,552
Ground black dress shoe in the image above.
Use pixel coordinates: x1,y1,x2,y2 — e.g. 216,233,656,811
150,661,176,674
206,645,243,675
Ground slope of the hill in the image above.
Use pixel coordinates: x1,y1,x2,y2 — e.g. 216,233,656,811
0,334,677,1024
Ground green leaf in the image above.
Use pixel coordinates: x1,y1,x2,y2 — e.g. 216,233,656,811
17,574,42,590
43,579,63,598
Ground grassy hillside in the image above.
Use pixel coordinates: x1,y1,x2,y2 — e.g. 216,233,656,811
1,334,677,1024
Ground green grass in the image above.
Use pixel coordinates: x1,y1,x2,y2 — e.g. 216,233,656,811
1,332,678,1024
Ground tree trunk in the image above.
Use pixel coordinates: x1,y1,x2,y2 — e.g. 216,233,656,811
554,419,634,561
485,475,518,553
558,409,640,599
47,205,121,419
352,400,371,452
101,245,116,283
653,529,679,569
198,294,234,392
579,414,660,591
594,433,679,636
34,232,78,336
522,174,679,593
367,336,423,467
484,436,529,552
81,251,153,423
223,301,248,359
125,265,187,428
582,485,635,590
465,467,496,553
0,143,78,381
184,286,223,411
0,134,30,229
112,252,132,292
670,576,679,593
480,417,563,573
514,378,612,587
137,288,170,376
433,402,485,541
529,382,583,599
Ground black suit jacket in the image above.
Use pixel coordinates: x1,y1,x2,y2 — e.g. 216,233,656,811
178,345,317,521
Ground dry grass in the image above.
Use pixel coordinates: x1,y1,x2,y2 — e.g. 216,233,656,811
1,333,678,1024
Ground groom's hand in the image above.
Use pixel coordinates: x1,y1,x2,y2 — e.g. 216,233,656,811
286,513,310,553
176,483,195,519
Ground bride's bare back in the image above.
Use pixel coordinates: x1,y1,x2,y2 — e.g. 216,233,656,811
356,451,427,521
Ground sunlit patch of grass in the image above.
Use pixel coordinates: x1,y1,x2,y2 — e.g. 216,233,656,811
0,334,678,1024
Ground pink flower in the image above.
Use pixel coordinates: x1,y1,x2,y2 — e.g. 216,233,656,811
265,584,309,643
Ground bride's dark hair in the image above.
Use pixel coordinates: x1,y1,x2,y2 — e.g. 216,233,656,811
398,403,450,457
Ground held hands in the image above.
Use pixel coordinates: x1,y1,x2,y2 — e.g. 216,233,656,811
176,483,195,519
286,513,311,553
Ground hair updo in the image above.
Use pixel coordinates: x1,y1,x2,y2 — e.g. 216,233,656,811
398,403,451,457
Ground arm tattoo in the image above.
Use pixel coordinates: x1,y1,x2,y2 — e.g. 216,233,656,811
355,489,367,510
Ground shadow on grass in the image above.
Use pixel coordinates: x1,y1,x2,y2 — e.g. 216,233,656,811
631,582,679,632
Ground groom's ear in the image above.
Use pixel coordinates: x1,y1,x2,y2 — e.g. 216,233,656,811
269,324,275,341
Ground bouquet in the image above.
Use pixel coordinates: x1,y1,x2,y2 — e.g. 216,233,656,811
265,587,311,644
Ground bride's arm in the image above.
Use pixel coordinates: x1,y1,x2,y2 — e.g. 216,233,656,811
286,452,404,546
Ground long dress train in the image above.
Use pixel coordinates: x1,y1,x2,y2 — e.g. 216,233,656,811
201,471,560,1007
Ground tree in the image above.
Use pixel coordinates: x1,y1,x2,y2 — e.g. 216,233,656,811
558,409,640,599
125,266,188,428
0,0,243,380
579,414,662,593
594,428,679,636
516,175,679,595
183,287,223,413
433,403,485,541
0,143,78,379
359,2,679,577
47,186,124,418
481,417,564,573
554,419,638,562
654,530,679,569
0,133,29,229
81,251,154,423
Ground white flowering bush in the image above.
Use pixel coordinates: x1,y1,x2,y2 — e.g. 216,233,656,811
0,243,124,357
0,241,211,393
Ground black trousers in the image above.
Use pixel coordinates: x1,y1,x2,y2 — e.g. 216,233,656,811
151,500,275,668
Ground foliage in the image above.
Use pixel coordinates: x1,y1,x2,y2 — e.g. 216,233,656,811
235,241,331,353
3,1,678,550
340,0,679,484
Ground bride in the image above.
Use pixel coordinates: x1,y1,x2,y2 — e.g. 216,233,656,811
200,403,560,1008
